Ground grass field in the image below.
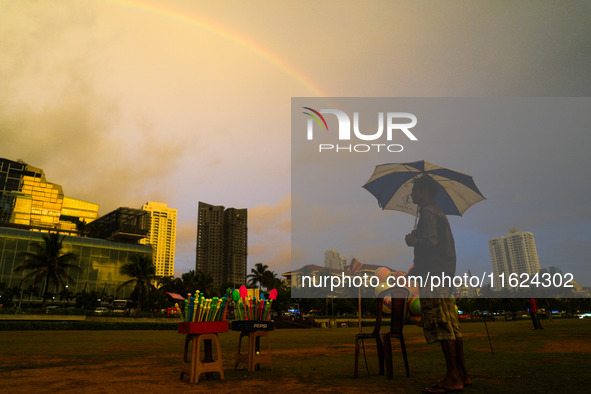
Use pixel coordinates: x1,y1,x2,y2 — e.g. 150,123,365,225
1,318,590,393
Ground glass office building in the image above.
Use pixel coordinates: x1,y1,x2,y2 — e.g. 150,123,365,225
0,227,152,299
0,158,99,235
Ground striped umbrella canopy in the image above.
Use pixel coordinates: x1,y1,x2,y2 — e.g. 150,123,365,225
362,160,485,216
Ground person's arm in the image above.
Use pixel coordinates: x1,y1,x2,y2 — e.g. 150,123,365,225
414,210,439,249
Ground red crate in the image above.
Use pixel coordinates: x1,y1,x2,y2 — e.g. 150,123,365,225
178,321,229,334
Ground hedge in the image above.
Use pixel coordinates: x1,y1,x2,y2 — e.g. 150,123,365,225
0,321,179,331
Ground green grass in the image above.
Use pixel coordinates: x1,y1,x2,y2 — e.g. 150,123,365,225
1,319,590,393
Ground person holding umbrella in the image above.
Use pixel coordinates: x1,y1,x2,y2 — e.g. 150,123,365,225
364,160,484,392
404,175,471,393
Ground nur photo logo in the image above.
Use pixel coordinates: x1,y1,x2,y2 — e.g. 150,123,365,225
302,107,418,153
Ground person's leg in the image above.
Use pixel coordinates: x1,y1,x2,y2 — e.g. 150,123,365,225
427,340,464,392
442,297,471,389
530,312,537,328
421,297,465,392
455,337,471,385
534,313,543,329
446,301,470,386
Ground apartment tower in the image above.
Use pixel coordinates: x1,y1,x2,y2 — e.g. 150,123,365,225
196,202,247,287
489,227,541,284
140,201,177,277
324,249,346,271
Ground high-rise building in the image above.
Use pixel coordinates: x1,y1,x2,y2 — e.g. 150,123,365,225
324,249,346,270
196,202,247,287
0,158,98,235
489,228,541,284
140,201,177,277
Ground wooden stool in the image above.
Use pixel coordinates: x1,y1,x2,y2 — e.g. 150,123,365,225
235,330,272,372
181,333,225,383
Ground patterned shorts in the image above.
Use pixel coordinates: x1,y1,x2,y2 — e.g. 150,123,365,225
420,297,462,344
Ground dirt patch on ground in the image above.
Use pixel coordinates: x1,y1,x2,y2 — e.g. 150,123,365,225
271,338,425,358
2,360,290,394
4,323,589,393
1,346,399,394
0,338,430,393
1,358,400,394
541,339,591,354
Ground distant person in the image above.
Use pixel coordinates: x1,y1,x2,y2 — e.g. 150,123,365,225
405,175,471,393
527,298,543,330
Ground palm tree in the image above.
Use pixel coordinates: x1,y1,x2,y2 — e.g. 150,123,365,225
59,287,74,304
155,275,184,294
195,270,216,297
247,263,270,290
118,254,156,314
263,272,282,292
264,269,283,290
181,270,200,296
14,233,80,308
24,285,40,302
2,286,20,308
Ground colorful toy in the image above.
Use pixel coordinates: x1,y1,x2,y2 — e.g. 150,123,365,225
408,297,421,316
374,281,390,297
407,314,422,324
375,266,392,281
239,286,248,320
180,291,230,323
382,295,392,314
263,288,277,321
232,289,241,320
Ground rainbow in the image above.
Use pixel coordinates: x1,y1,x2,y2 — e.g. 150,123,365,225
103,0,327,96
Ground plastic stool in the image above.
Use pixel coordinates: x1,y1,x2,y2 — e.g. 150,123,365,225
234,330,272,372
234,331,251,370
181,333,225,383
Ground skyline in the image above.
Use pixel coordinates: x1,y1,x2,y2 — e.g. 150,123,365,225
3,151,580,287
2,1,590,283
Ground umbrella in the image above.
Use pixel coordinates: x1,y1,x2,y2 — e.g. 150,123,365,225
362,160,485,217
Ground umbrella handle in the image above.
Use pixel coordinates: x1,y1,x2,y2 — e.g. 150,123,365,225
413,205,419,229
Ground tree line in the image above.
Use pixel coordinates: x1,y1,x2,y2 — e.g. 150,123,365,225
0,233,292,315
1,233,589,317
